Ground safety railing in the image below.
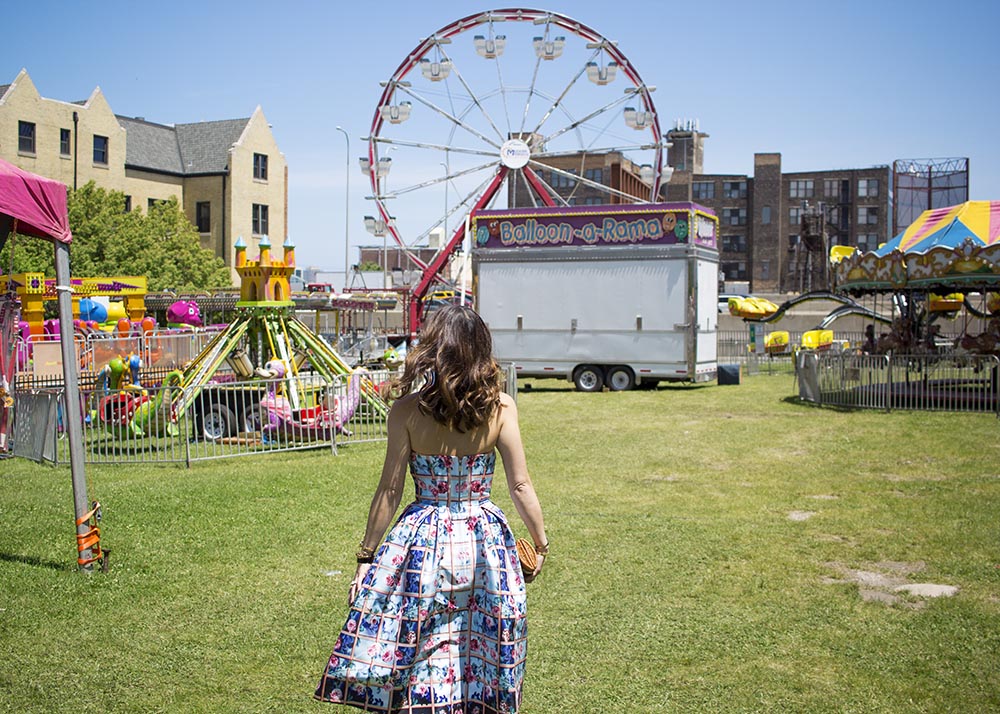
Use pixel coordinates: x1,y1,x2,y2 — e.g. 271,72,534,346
796,350,1000,416
16,370,391,467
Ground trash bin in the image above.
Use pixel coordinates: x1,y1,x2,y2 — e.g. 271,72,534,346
718,364,741,385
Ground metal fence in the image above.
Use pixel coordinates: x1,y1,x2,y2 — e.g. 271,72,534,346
717,329,867,377
13,371,391,467
797,351,1000,416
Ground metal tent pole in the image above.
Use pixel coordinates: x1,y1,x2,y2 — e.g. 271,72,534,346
54,243,93,572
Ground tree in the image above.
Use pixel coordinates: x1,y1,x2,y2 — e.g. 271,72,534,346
0,182,232,291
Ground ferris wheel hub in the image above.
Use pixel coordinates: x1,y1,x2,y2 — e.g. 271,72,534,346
499,138,531,169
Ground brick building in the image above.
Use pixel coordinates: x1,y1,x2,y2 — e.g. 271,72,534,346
0,69,287,281
662,128,890,293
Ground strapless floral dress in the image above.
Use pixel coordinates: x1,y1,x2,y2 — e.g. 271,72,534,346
315,451,527,713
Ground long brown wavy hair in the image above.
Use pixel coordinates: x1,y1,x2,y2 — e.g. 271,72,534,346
391,304,502,432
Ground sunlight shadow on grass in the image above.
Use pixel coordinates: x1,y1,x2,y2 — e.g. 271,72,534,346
0,551,72,571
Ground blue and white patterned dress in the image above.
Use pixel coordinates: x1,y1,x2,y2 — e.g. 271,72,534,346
315,451,527,713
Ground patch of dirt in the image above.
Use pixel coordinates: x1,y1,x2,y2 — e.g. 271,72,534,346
807,494,839,500
788,510,817,521
824,562,955,608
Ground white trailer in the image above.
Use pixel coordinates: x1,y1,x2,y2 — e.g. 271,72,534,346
472,203,719,391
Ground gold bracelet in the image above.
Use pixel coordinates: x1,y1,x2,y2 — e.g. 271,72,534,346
534,541,549,556
356,542,376,563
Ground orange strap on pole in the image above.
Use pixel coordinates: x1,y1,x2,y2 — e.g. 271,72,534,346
75,501,107,568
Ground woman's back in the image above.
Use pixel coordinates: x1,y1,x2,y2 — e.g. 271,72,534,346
397,390,513,458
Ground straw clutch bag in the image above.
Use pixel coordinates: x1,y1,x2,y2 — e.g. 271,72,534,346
515,538,537,575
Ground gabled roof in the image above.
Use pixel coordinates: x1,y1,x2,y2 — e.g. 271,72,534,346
116,115,250,175
175,118,249,174
117,116,184,174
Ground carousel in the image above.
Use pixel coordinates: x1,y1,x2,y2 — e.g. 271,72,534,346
813,200,1000,412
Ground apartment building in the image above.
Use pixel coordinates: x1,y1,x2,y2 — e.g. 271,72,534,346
663,129,890,293
0,69,287,279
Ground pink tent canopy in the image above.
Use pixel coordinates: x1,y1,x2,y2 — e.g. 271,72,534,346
0,157,72,244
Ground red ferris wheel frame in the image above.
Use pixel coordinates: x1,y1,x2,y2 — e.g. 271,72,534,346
364,8,665,333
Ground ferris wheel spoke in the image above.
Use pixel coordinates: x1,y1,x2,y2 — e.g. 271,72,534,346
436,46,508,143
406,172,499,247
522,165,568,207
539,90,637,147
537,142,666,159
527,159,646,203
370,136,498,159
528,48,602,140
515,168,540,208
382,160,500,200
395,84,502,150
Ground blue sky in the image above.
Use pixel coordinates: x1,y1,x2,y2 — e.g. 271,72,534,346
4,0,998,271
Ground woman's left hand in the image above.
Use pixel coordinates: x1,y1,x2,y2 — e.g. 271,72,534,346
349,563,372,605
525,554,544,583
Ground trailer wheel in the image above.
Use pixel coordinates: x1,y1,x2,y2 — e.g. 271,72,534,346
202,403,235,441
573,365,605,392
605,366,635,391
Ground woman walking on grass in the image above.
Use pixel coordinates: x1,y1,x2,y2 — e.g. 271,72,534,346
316,304,548,713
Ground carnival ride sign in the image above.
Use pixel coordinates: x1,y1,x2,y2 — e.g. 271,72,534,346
472,203,718,250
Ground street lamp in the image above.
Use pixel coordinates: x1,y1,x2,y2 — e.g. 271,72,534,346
335,126,350,291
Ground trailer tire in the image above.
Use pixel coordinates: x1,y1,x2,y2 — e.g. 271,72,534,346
605,366,635,391
202,403,235,441
573,365,605,392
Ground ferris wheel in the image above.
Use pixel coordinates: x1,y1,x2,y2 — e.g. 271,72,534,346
362,8,666,298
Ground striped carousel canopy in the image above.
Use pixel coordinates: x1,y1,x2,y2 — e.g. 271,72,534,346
834,201,1000,292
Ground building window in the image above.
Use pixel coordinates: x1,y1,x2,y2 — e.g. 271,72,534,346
583,167,604,183
858,206,879,225
761,206,771,225
123,195,132,212
93,135,109,165
721,235,746,253
583,196,604,205
722,207,746,226
789,179,814,198
253,153,268,181
858,178,879,197
196,201,211,233
760,260,770,280
722,261,747,281
18,121,36,154
823,179,839,198
723,180,747,199
148,198,166,211
552,169,578,189
60,128,72,156
789,207,802,226
788,235,800,250
857,233,879,252
692,181,715,200
252,203,269,235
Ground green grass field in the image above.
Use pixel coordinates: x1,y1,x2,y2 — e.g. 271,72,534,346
1,376,998,713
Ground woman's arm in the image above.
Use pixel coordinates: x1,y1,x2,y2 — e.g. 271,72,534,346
350,398,411,601
495,395,547,577
359,397,412,550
